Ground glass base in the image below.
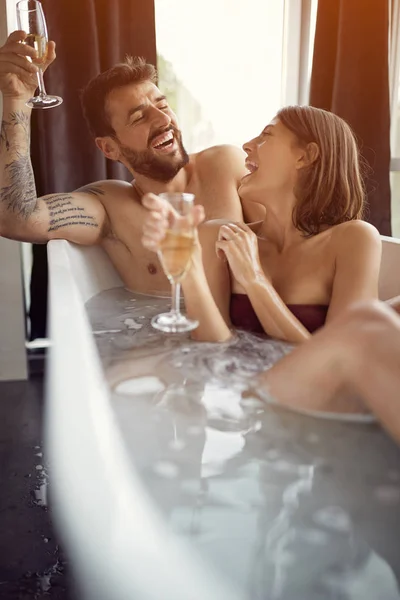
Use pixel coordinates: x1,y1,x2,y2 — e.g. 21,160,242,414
151,312,199,334
26,95,63,109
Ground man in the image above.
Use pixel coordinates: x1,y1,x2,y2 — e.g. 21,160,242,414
254,300,400,444
0,31,261,293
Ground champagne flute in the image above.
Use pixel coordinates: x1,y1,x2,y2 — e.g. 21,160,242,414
151,193,199,334
16,0,63,109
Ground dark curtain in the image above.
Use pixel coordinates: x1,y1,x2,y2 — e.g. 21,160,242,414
28,0,156,338
309,0,391,236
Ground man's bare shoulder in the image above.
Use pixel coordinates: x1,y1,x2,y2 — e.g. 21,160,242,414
194,144,245,166
194,145,247,192
199,217,234,240
74,179,135,201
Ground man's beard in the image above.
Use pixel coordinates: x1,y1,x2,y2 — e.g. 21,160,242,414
116,126,189,183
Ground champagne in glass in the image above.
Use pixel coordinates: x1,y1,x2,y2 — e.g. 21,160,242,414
24,33,48,63
151,193,199,334
16,0,63,109
159,230,195,282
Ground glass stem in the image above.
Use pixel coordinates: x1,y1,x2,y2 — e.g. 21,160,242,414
36,68,47,98
171,281,181,316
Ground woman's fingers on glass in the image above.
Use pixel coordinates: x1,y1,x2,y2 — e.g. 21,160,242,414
142,192,168,213
142,193,181,221
142,213,168,250
149,210,168,225
142,236,159,251
142,224,165,244
143,218,168,238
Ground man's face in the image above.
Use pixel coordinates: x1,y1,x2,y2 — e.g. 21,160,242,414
105,82,189,181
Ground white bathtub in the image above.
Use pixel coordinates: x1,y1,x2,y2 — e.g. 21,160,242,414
46,240,243,600
46,235,400,600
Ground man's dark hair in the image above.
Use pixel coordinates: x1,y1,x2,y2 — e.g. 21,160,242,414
80,56,158,138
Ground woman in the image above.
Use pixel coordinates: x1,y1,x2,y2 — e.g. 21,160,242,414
142,106,382,344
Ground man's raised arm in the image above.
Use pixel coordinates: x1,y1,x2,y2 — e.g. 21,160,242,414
0,31,106,245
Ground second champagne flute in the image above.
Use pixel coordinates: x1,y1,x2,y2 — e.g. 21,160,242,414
151,193,199,334
16,0,63,109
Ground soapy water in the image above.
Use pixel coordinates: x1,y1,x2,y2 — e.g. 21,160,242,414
85,288,400,600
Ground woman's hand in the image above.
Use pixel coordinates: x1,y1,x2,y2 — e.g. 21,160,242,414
141,193,205,255
215,222,266,288
142,195,232,342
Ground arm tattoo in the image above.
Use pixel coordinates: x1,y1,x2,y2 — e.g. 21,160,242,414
0,111,30,151
44,194,99,232
0,121,11,151
2,153,37,219
75,184,105,197
9,111,30,135
1,110,36,219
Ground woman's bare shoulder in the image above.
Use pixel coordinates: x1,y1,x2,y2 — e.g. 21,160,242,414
330,220,382,256
332,220,381,242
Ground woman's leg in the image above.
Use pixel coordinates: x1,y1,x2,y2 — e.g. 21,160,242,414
256,301,400,442
387,295,400,315
348,305,400,442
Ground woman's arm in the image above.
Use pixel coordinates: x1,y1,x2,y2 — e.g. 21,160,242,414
141,195,232,342
217,220,381,344
326,221,382,323
252,220,381,340
244,278,310,342
182,221,232,342
217,223,310,343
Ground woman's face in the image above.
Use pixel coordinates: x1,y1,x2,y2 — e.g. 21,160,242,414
239,118,304,202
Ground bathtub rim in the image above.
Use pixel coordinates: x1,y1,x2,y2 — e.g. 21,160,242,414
46,239,241,600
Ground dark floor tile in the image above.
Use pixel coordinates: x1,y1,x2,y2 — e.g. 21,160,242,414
0,375,71,599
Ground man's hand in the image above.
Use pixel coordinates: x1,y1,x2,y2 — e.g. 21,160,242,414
0,30,56,100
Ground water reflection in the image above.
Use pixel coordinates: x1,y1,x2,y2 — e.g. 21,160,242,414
86,288,400,600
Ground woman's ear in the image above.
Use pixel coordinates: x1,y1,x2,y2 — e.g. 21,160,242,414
95,136,120,161
297,142,319,169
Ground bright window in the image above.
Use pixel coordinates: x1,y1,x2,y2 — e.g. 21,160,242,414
155,0,287,153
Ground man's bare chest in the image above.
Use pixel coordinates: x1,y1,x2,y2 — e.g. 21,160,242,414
102,202,169,291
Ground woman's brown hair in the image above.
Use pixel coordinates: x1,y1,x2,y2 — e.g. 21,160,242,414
276,105,365,236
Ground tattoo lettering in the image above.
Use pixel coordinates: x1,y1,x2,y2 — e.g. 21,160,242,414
75,184,105,197
48,215,98,233
2,153,37,219
44,194,99,232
